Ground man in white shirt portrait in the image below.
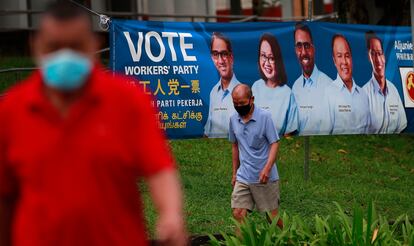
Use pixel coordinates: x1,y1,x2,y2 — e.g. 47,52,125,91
291,22,332,135
363,31,407,134
204,32,241,138
324,34,371,134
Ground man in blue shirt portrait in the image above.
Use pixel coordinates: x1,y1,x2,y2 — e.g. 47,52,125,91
204,32,241,138
363,31,407,133
292,22,332,135
229,84,283,229
324,34,371,134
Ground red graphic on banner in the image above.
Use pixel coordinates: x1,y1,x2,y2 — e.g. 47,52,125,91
406,71,414,102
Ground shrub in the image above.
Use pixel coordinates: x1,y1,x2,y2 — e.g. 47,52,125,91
209,202,414,245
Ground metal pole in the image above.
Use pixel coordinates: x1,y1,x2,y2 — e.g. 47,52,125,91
304,136,310,180
308,0,313,21
303,0,313,181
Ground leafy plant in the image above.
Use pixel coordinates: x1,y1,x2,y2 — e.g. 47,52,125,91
209,201,414,246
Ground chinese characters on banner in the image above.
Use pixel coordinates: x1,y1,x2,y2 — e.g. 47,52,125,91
110,20,413,139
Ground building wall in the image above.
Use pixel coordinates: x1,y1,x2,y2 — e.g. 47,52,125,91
174,0,212,22
0,0,28,29
216,0,293,20
0,0,316,28
28,0,51,29
139,0,214,22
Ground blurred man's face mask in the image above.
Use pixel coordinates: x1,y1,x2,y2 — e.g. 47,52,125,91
40,49,92,91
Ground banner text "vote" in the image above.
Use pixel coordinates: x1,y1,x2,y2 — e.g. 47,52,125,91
123,31,197,62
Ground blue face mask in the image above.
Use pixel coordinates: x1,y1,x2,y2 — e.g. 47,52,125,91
40,49,92,91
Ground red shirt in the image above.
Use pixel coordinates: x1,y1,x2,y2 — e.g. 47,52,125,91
0,66,174,246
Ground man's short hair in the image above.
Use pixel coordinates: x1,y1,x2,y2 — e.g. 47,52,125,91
331,34,352,55
258,33,287,85
210,32,233,53
365,30,383,51
294,22,313,43
44,0,92,26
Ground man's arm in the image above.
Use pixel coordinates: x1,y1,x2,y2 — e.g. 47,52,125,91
231,142,240,186
0,197,17,246
259,142,279,183
146,170,187,246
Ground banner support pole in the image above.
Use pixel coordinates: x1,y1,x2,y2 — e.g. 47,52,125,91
304,137,310,180
308,0,313,21
303,0,313,181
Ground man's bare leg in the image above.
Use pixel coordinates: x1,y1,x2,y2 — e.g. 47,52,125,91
267,209,283,229
232,208,248,236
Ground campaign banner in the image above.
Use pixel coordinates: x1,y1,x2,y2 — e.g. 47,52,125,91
110,20,413,139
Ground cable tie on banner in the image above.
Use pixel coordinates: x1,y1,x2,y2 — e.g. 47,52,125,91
69,0,111,31
99,14,111,31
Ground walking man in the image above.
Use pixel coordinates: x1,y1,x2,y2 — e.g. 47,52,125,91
229,84,283,228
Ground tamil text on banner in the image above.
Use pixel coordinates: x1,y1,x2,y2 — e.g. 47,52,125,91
110,20,413,139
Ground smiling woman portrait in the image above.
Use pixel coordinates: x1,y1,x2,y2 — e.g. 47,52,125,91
251,33,299,136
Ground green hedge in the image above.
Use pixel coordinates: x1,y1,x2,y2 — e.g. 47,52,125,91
209,202,414,245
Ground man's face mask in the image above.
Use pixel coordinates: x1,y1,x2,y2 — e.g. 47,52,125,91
40,49,92,91
234,98,252,117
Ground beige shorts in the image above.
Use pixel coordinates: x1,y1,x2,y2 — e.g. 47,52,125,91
231,181,280,212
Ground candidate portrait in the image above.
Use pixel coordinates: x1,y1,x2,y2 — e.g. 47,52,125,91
251,33,298,136
204,32,241,138
323,34,371,134
363,31,407,134
291,22,332,135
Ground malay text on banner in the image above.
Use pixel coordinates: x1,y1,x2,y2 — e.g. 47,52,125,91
110,20,413,138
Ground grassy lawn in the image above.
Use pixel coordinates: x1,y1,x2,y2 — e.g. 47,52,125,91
140,135,414,236
0,56,36,92
1,57,414,237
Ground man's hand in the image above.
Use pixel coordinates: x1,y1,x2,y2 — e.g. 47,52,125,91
259,142,279,184
156,213,188,246
231,174,237,187
259,165,271,184
147,170,188,246
231,143,240,187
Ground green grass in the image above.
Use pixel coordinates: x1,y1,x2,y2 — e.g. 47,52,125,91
142,135,414,236
1,57,413,237
0,56,36,92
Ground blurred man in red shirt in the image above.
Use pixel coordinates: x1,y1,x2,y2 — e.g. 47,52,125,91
0,1,187,245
